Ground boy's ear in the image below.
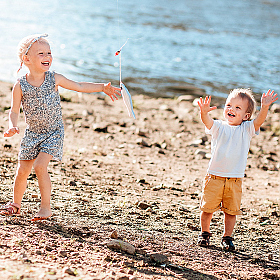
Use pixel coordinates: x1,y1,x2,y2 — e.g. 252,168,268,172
243,113,250,121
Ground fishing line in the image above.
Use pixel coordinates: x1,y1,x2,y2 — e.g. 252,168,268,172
115,0,136,119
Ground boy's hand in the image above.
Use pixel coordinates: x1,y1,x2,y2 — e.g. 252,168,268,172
103,82,121,102
261,89,278,108
3,127,20,137
198,96,217,114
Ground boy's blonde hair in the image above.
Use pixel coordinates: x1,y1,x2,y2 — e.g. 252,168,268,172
17,34,49,71
228,88,256,120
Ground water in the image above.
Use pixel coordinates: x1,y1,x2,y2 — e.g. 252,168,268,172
0,0,279,99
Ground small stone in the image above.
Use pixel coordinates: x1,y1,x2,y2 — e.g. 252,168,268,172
106,239,135,255
177,95,194,102
271,104,280,113
59,250,68,257
45,245,53,252
111,230,118,239
195,149,206,158
137,202,151,210
149,253,168,264
136,138,150,147
63,267,76,276
116,276,129,280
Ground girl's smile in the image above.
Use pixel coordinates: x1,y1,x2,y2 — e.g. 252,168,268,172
25,41,53,72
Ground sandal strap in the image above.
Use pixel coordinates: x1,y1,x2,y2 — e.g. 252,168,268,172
222,236,234,241
1,202,20,215
201,231,212,238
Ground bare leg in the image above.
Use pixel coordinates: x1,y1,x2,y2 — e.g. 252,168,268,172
13,159,35,208
223,213,236,236
33,152,53,219
200,211,213,233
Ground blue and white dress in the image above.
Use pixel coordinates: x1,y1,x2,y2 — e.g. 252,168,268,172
19,71,64,161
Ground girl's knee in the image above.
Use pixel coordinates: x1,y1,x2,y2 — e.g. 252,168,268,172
33,162,47,174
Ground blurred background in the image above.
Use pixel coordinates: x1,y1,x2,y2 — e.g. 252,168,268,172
0,0,279,100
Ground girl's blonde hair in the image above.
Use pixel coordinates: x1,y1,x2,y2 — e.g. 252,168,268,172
228,88,256,120
17,34,49,72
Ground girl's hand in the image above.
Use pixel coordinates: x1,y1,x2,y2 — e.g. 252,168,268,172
197,96,217,114
261,89,278,108
103,82,121,101
3,127,20,137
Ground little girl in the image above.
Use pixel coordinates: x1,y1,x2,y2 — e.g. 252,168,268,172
1,34,121,221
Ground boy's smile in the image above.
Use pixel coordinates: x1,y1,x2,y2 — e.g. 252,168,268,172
223,96,250,126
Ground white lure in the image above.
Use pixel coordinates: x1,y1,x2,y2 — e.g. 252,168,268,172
115,40,136,119
121,82,136,119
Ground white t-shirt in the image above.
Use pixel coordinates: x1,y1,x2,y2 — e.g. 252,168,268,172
206,120,259,178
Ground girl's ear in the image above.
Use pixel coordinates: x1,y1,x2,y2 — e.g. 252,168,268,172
22,54,29,64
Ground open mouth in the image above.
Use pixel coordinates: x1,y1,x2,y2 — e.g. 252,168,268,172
228,113,235,117
42,62,50,66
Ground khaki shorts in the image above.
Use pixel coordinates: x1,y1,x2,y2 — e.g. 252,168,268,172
200,174,242,215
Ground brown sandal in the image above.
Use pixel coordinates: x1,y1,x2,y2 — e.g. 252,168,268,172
0,202,21,216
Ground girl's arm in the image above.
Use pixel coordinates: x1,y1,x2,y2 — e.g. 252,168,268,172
197,96,217,130
253,89,278,132
4,81,22,137
55,73,121,101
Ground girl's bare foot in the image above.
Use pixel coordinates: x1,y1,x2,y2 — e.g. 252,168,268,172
31,208,52,221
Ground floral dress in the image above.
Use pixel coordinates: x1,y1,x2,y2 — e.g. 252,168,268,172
19,71,64,161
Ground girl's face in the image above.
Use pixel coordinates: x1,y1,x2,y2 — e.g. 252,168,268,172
25,40,52,72
223,95,250,126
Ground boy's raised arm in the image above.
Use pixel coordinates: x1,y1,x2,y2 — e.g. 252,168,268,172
253,89,278,132
198,96,217,130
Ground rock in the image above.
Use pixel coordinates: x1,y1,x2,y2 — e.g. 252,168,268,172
45,245,53,252
69,180,77,186
268,253,273,260
195,149,206,158
106,240,135,255
110,230,118,239
177,95,194,102
63,267,76,276
271,103,280,113
116,276,129,280
136,138,150,147
137,202,151,210
94,125,108,133
136,128,148,137
149,253,168,264
192,98,200,107
59,250,68,257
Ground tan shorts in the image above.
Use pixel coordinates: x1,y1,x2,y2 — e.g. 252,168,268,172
200,174,242,215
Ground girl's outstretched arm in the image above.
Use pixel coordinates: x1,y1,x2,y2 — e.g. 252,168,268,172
4,82,22,137
55,73,121,101
198,96,217,130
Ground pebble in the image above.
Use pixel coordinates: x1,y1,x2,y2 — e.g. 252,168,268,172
149,253,168,264
59,250,68,257
63,267,76,276
111,230,118,239
106,240,135,255
137,202,151,210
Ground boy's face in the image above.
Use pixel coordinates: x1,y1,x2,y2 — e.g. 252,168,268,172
24,40,52,72
223,95,250,126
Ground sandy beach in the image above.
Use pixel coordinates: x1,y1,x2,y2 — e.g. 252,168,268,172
0,80,279,280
